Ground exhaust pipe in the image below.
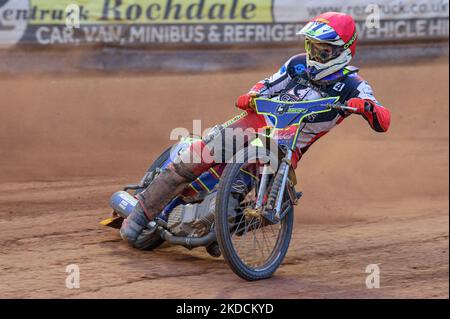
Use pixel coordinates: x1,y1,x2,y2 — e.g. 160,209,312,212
158,228,216,248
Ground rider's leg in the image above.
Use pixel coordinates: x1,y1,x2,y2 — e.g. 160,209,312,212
120,111,268,247
120,158,213,246
119,163,197,246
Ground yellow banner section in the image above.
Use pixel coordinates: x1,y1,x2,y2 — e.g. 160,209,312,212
29,0,273,24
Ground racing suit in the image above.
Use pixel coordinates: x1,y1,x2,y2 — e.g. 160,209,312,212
120,53,391,247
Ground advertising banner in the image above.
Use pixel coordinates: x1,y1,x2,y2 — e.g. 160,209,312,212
0,0,448,48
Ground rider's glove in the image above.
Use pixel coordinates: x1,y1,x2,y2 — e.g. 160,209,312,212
346,98,375,114
236,92,257,112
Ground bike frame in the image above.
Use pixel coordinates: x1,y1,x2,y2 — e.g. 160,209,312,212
155,96,350,224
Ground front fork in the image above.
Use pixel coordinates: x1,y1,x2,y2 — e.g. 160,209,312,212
256,149,297,223
274,149,293,219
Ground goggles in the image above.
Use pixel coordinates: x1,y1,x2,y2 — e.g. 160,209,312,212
305,38,344,64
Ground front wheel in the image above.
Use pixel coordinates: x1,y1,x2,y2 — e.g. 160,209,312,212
215,146,294,281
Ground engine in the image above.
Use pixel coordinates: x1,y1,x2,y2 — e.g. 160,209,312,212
167,192,216,238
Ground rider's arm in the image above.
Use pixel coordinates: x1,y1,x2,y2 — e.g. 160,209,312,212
347,81,391,133
248,59,294,97
236,57,297,111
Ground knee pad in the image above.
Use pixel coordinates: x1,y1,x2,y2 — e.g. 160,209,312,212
171,162,200,182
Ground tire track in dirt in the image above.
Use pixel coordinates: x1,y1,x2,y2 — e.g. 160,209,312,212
0,177,447,298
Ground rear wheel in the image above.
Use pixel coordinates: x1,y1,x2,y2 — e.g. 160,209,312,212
215,146,294,281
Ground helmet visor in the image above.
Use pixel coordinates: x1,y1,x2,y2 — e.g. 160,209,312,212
305,38,344,64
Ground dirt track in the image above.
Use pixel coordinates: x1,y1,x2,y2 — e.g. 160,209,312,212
0,59,448,298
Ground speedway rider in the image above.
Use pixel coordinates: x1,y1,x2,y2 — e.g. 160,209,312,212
120,12,391,247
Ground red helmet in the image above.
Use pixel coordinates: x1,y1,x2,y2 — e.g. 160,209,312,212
298,12,358,80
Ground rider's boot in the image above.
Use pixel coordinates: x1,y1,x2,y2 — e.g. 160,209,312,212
119,201,150,246
120,162,198,246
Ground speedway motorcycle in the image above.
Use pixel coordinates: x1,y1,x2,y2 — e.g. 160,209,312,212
101,96,356,281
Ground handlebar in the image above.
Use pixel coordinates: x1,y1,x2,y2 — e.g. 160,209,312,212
324,103,358,112
253,95,358,113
